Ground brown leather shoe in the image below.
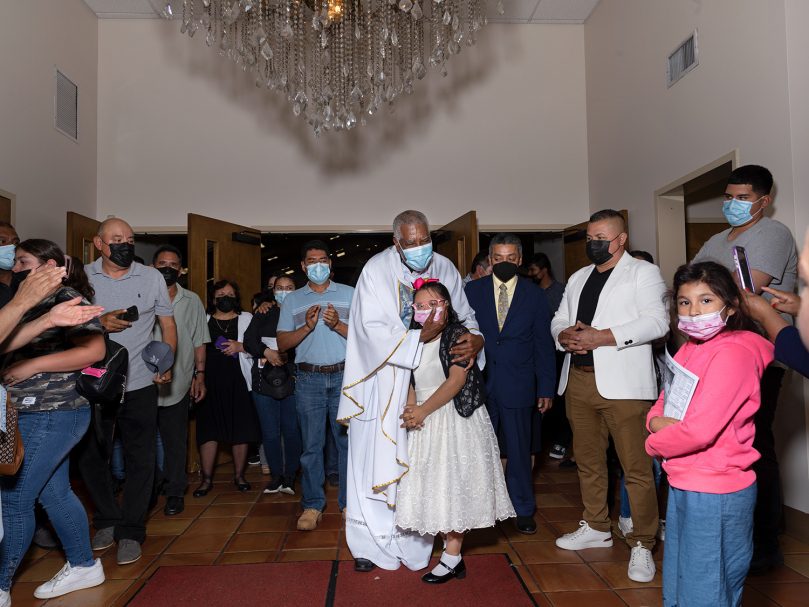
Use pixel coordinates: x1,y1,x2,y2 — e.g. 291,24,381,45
297,509,323,531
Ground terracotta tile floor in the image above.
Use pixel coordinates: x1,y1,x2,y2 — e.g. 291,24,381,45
8,460,809,606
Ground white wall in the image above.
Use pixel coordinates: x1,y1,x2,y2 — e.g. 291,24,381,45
0,0,98,246
96,21,590,232
585,0,809,514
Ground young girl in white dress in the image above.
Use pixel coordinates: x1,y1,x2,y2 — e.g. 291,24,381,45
396,280,514,584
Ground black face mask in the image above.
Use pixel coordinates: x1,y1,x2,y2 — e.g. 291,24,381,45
585,238,618,266
492,261,519,282
215,296,237,313
107,242,135,268
157,266,179,287
10,269,32,294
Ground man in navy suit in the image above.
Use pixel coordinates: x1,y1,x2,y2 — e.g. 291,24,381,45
465,233,556,534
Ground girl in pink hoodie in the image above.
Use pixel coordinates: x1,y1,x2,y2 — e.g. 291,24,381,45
646,261,774,607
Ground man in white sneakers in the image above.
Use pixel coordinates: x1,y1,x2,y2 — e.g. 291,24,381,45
551,210,668,583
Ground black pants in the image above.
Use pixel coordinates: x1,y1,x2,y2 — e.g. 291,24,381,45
77,384,158,544
752,365,786,561
157,394,190,498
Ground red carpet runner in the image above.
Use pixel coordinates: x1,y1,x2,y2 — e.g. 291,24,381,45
129,554,534,606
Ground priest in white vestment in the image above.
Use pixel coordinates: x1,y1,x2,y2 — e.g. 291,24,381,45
337,210,485,571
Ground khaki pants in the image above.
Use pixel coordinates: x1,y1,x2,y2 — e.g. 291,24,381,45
566,366,658,549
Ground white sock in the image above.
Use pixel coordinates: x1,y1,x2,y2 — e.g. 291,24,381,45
431,551,462,576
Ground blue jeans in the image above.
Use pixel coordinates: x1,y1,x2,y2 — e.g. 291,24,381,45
620,458,663,518
0,408,94,590
252,392,301,479
663,484,756,607
296,371,347,511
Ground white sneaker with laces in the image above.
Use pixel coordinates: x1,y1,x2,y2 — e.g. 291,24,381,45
33,559,105,599
555,520,614,550
0,588,10,607
618,515,634,537
627,541,656,583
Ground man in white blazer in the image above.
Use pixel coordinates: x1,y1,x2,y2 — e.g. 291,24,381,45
551,209,668,584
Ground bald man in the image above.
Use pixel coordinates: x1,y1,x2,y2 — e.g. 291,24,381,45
77,218,177,566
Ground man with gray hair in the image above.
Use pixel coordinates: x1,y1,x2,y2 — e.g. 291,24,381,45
465,233,556,534
338,210,484,573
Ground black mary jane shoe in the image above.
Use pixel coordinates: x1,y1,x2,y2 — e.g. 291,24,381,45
421,558,466,584
354,558,376,573
192,478,213,498
515,515,537,535
234,477,252,492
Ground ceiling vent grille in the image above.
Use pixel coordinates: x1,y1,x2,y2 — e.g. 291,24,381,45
55,69,78,141
667,31,699,87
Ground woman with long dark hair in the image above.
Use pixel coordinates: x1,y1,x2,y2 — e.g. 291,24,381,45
0,239,107,602
193,280,259,496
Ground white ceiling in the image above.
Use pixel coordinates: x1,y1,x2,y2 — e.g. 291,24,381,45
83,0,601,23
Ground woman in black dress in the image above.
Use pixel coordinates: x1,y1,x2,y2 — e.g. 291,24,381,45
193,280,259,496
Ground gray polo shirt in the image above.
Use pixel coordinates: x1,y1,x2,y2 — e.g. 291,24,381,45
153,284,210,407
86,258,174,392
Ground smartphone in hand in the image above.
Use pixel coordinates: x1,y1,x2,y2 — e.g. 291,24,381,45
119,305,140,323
733,246,756,293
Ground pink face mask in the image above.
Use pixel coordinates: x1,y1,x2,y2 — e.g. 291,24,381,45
677,307,727,341
414,307,444,325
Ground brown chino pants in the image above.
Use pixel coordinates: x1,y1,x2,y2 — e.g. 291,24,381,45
565,366,658,550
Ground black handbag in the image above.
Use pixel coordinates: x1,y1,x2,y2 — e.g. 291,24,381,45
260,363,295,400
76,336,128,405
439,323,486,417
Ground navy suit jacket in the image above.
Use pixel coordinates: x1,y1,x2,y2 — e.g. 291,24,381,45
465,275,556,408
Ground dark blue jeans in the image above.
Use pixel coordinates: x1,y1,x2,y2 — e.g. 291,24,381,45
0,407,94,590
252,392,301,479
295,371,347,511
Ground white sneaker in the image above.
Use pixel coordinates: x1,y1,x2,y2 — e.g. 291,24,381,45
618,515,634,537
555,520,614,550
0,588,10,607
627,541,656,583
33,559,105,599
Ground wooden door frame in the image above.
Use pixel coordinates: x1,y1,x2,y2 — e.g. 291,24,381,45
654,150,738,285
0,188,16,225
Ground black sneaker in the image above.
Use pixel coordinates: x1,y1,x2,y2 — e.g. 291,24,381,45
263,477,283,494
247,454,261,466
279,477,295,496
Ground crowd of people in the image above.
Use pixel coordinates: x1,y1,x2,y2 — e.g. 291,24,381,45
0,163,807,606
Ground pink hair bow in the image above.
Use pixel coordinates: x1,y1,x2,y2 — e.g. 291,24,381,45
412,277,439,290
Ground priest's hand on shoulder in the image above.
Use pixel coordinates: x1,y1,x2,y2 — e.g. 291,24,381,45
418,307,447,343
450,332,484,369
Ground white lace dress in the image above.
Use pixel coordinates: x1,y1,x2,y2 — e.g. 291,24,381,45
396,339,515,535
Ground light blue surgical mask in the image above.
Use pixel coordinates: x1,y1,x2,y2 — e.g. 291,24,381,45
398,240,433,272
274,289,290,304
0,244,15,271
723,196,764,227
306,262,331,285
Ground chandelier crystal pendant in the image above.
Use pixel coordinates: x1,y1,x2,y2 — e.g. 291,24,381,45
156,0,490,134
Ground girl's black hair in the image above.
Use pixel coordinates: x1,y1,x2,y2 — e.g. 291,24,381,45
17,239,94,301
207,279,243,314
672,261,759,333
409,281,459,329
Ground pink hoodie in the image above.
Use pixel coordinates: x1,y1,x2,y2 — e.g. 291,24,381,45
646,330,774,494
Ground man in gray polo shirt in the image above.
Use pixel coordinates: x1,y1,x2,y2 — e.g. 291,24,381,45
693,164,798,573
78,218,177,566
151,245,209,517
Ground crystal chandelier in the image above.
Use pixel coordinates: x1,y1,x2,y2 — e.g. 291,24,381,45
154,0,496,135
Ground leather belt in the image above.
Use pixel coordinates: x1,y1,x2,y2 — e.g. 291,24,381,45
297,362,345,374
574,365,596,373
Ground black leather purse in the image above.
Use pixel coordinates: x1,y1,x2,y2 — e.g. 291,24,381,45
439,323,486,417
76,336,128,406
260,363,295,400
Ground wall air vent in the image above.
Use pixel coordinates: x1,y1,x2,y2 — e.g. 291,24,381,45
55,69,78,141
667,31,699,88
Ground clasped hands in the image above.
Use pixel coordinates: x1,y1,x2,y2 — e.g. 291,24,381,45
558,321,607,355
400,403,427,430
304,303,342,331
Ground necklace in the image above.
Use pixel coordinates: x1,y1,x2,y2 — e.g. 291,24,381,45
213,316,234,334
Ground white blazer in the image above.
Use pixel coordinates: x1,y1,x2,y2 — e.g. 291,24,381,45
207,312,254,391
551,252,668,400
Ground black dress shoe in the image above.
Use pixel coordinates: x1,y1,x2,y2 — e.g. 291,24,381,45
354,558,376,572
164,496,185,516
422,558,466,584
192,478,213,498
234,477,252,492
515,516,537,535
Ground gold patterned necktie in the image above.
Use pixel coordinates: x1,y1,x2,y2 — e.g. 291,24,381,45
497,283,509,330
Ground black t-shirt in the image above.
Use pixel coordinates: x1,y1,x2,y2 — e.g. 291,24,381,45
0,283,12,310
572,268,613,367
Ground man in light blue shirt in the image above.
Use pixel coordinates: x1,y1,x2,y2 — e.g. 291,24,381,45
277,240,353,532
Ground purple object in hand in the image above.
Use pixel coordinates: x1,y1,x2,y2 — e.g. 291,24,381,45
215,335,238,359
